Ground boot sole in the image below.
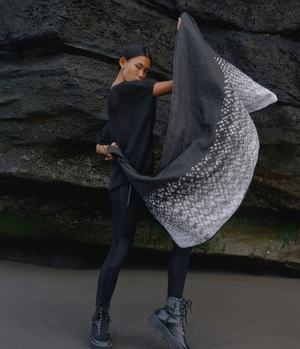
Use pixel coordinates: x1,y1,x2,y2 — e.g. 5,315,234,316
90,333,112,349
148,313,185,349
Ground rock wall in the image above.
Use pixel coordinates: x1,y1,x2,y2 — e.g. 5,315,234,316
1,0,300,216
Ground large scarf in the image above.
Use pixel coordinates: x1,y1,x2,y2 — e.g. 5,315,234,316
109,13,277,248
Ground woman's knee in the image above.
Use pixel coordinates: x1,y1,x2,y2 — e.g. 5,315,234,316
110,238,133,268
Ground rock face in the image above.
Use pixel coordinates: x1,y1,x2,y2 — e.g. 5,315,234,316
1,0,300,224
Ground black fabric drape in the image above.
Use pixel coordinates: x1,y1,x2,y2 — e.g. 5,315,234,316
107,13,277,247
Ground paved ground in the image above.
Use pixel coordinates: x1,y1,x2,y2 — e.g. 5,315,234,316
1,260,300,349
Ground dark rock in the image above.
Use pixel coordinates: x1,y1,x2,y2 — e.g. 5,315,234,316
0,0,176,74
200,29,300,106
139,0,300,36
248,105,300,212
0,0,299,266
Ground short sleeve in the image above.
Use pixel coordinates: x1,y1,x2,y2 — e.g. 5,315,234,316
96,122,111,144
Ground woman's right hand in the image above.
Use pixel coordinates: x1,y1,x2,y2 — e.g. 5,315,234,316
106,142,118,161
96,144,109,155
96,142,118,160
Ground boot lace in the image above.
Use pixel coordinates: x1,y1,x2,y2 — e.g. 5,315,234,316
180,299,192,333
91,307,111,335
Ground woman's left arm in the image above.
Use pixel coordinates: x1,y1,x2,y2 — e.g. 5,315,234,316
152,18,180,98
153,80,173,97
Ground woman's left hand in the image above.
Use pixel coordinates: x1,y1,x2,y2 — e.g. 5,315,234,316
177,17,181,31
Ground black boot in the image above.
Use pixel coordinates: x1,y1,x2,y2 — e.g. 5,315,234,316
148,297,192,349
90,306,112,349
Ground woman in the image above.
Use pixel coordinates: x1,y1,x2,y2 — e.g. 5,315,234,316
92,20,192,349
92,11,277,349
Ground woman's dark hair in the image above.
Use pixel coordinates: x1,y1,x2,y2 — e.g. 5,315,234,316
118,44,152,71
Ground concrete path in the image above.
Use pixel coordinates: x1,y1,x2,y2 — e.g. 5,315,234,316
1,260,299,349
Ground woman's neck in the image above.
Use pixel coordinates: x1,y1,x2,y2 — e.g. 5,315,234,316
111,71,125,88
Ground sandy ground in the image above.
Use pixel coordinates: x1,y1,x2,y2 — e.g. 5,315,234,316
1,260,300,349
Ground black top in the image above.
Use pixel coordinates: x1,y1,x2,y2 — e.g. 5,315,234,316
97,81,156,193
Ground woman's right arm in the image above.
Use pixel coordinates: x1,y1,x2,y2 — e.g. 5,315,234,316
96,144,109,155
96,122,115,158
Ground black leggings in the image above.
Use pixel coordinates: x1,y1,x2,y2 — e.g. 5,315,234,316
96,184,192,307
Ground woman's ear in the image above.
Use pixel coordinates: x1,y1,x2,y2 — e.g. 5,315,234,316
119,57,127,69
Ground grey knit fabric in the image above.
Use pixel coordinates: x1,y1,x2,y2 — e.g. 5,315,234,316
108,13,277,247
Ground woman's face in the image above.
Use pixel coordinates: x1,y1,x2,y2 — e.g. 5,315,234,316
119,55,151,82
